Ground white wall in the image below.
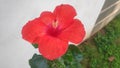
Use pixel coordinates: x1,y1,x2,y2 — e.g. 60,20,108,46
0,0,105,68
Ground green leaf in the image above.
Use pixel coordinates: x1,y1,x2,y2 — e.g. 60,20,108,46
47,58,66,68
69,45,83,62
32,44,38,48
29,54,49,68
62,45,83,68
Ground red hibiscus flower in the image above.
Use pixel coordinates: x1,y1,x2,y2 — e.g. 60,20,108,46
22,4,85,60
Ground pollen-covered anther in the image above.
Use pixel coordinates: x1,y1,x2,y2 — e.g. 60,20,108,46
52,21,58,28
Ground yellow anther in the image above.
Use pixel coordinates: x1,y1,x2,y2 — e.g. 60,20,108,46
52,21,58,28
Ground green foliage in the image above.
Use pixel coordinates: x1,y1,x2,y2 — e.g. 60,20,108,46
81,14,120,68
47,58,66,68
62,45,82,68
105,14,120,38
29,45,83,68
29,54,49,68
32,44,38,48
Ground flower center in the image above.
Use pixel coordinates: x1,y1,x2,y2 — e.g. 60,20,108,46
47,20,61,37
52,21,58,28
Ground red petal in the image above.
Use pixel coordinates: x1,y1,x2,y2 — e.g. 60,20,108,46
53,4,77,29
39,11,56,26
38,35,68,60
22,18,47,43
58,19,85,44
53,4,76,21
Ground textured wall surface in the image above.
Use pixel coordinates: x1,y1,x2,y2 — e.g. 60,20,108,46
0,0,104,68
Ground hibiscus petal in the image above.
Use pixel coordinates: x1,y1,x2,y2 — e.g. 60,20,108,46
38,35,68,60
39,11,56,26
53,4,76,21
58,19,86,44
53,4,77,30
22,18,47,43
